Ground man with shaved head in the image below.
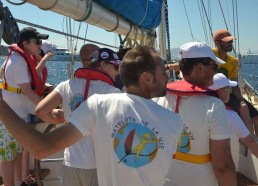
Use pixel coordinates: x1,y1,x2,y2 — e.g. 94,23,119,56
79,44,99,67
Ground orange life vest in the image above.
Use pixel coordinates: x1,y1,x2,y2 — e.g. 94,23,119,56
1,44,47,96
74,67,115,100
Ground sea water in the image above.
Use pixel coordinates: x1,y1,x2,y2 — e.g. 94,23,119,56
0,56,258,88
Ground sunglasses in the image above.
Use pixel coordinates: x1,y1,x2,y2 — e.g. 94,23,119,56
202,63,218,71
32,39,42,45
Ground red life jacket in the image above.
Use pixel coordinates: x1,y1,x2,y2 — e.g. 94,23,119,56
74,67,115,100
167,80,218,164
166,80,217,113
2,44,47,96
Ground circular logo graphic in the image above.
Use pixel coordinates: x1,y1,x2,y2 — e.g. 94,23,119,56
114,122,159,168
70,97,84,111
177,129,190,153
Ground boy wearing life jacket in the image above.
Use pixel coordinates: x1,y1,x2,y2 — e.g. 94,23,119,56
154,42,237,186
0,27,48,186
209,73,258,159
0,45,183,186
35,48,121,186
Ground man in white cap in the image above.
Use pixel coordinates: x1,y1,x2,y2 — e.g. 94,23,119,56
209,73,258,159
154,42,236,186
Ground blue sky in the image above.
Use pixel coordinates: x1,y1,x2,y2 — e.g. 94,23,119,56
2,0,258,53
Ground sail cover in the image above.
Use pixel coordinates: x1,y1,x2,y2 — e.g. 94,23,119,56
95,0,163,30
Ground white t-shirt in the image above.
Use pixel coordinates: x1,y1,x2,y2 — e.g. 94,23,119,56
55,78,120,169
69,93,183,186
227,109,250,138
154,93,230,186
2,52,35,119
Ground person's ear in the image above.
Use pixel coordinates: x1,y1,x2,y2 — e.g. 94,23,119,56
195,63,204,74
139,71,154,85
100,61,106,69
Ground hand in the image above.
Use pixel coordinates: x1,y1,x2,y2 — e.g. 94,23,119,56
239,102,250,120
51,109,65,123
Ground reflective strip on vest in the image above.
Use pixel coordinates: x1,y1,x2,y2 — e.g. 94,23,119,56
0,83,22,93
173,151,211,164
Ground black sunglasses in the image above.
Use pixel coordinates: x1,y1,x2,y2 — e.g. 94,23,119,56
202,63,218,71
32,39,42,45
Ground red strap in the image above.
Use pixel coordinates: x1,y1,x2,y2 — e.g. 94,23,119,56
175,95,181,113
3,51,12,90
84,78,91,100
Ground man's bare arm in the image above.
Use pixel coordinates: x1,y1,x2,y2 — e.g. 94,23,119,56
210,138,237,186
0,90,83,159
36,90,65,124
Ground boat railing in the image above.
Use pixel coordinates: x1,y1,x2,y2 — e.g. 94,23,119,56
242,73,258,105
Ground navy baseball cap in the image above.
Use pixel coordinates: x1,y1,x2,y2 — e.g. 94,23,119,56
19,27,49,44
90,48,121,66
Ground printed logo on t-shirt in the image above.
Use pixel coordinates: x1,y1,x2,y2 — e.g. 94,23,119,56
69,96,84,111
177,124,194,153
112,117,163,168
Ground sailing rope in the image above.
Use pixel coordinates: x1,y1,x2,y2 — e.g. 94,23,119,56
164,0,171,61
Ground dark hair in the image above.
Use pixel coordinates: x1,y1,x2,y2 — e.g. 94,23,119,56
117,48,132,60
120,45,157,87
179,57,212,76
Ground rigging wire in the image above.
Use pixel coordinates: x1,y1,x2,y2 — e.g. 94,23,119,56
231,0,237,55
6,0,26,5
234,0,241,55
197,0,209,44
225,0,232,32
207,0,213,45
83,24,89,45
217,0,229,30
182,0,194,41
200,0,213,40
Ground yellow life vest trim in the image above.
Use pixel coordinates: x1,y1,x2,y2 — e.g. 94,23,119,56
0,83,22,93
173,151,211,164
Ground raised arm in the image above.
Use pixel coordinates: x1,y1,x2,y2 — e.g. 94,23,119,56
210,138,237,186
34,51,54,75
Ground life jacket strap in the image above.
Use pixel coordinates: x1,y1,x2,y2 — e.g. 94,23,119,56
173,151,211,164
0,83,22,93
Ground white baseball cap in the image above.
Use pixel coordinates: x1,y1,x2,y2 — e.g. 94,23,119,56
209,73,237,90
179,42,225,64
41,40,53,53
